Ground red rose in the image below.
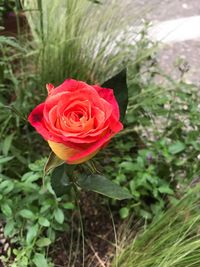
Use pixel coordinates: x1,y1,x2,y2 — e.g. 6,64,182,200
29,79,123,164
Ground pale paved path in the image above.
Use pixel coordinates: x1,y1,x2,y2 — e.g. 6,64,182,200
142,0,200,84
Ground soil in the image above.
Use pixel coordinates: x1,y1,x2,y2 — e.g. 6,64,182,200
51,192,121,267
0,12,27,36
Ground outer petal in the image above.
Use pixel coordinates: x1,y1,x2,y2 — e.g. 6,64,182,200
28,103,63,143
51,79,87,96
48,141,79,161
28,103,51,141
93,85,120,120
48,141,98,164
67,127,122,164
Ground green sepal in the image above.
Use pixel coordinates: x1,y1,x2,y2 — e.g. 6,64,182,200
44,152,65,174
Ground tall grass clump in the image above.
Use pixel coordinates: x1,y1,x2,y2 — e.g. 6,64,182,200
113,187,200,267
21,0,143,85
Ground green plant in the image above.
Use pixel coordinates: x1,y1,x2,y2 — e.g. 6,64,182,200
113,186,200,267
21,0,140,85
103,144,174,220
0,33,47,179
95,30,200,220
0,157,75,266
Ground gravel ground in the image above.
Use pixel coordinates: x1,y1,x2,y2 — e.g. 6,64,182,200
132,0,200,21
157,40,200,85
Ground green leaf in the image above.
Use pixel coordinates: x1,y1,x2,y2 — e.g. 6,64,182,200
120,161,136,172
0,180,14,194
1,203,12,217
47,228,56,242
19,209,36,220
4,220,15,237
2,133,14,156
54,208,65,224
62,202,75,210
0,36,25,51
36,237,51,247
78,174,132,200
44,152,65,174
0,156,14,164
102,69,128,121
22,172,40,183
140,209,152,220
33,253,49,267
51,164,71,196
158,186,174,195
26,224,38,245
119,207,130,219
168,141,186,154
38,217,50,227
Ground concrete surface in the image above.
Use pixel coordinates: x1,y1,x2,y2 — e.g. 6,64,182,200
139,0,200,84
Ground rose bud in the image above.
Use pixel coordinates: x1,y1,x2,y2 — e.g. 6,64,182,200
29,79,123,164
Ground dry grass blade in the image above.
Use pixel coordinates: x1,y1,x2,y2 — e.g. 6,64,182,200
113,186,200,267
21,0,147,85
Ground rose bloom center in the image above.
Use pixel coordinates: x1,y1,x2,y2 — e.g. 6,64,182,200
57,100,95,133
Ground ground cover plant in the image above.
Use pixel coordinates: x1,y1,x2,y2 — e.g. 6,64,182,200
101,47,200,220
1,0,200,266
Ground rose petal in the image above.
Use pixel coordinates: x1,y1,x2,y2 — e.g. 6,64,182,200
48,141,98,164
48,141,79,161
28,103,51,140
29,79,123,165
93,85,120,120
67,126,122,164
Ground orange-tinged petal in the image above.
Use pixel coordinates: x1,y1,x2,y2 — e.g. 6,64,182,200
48,141,99,164
48,141,78,161
29,79,124,166
67,150,99,164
